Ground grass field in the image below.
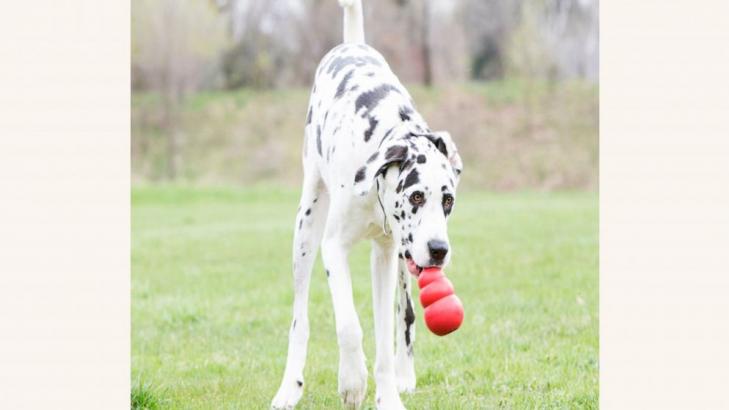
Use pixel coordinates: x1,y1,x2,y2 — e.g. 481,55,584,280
132,186,598,409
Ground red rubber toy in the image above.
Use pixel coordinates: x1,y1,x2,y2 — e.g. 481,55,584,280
417,267,464,336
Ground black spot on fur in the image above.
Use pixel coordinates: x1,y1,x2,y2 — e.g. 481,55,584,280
354,166,367,183
301,252,306,256
355,84,398,117
305,208,311,216
326,269,330,277
316,125,322,156
297,380,303,387
306,106,312,124
326,55,381,78
394,214,400,221
336,70,354,99
398,159,413,172
364,116,378,142
403,168,420,190
367,152,379,163
396,179,404,193
400,210,405,219
408,233,413,243
292,319,296,329
426,134,449,156
417,154,426,164
385,145,408,161
404,295,415,346
299,219,303,230
441,185,447,192
399,106,413,121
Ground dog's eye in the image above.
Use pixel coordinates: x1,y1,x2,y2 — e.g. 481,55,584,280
409,191,425,206
442,194,454,211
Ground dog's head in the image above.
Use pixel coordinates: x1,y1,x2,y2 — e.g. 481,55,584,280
354,131,463,275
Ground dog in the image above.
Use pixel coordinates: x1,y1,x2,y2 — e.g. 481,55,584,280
271,0,462,408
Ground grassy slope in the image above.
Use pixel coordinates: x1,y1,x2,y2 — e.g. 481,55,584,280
132,186,598,409
132,80,598,191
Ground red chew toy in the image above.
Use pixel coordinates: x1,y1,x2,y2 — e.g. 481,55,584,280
419,276,454,308
417,267,464,336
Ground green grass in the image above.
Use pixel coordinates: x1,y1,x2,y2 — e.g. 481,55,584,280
132,186,598,409
132,377,169,410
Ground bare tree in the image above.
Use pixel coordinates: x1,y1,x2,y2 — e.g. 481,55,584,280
420,0,433,86
132,0,228,179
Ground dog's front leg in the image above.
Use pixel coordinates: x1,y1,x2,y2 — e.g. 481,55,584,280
395,260,416,393
371,238,406,410
321,235,368,409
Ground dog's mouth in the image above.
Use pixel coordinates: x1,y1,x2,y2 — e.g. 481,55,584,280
403,250,422,276
405,249,446,276
405,256,423,276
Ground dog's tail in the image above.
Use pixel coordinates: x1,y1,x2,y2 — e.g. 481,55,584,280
338,0,365,44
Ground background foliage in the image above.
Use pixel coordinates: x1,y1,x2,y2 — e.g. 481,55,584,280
131,0,598,190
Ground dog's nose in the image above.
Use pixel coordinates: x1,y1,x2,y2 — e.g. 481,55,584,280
427,239,449,263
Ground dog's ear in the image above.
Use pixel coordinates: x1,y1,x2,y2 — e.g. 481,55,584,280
426,131,463,177
353,140,409,196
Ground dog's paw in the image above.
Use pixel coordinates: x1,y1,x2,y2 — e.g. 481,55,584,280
271,378,304,409
338,352,368,409
376,388,407,410
395,362,416,393
396,375,416,394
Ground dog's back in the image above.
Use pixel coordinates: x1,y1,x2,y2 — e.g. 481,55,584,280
303,9,429,194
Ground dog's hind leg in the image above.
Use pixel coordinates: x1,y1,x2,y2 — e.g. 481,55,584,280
272,169,328,410
395,260,416,393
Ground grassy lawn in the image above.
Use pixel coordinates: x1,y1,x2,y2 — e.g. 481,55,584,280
132,186,598,409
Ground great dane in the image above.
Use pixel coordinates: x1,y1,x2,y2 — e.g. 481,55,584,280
271,0,462,408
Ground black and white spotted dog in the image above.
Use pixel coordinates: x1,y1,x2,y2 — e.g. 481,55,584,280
272,0,462,408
